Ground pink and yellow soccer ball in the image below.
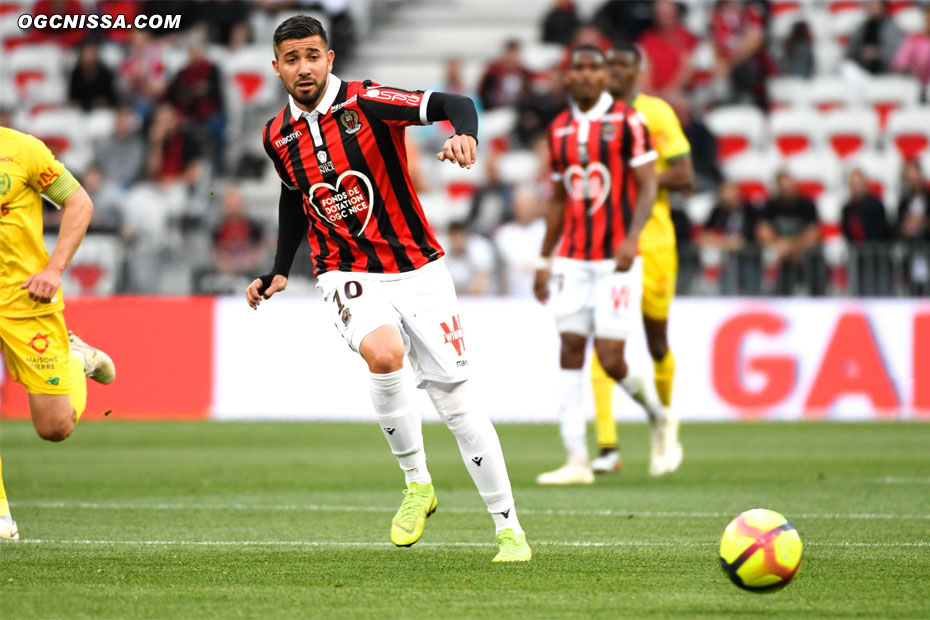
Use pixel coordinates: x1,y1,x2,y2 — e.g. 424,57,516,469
719,508,803,592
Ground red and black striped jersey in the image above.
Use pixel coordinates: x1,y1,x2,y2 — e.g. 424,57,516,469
263,74,444,276
547,92,657,261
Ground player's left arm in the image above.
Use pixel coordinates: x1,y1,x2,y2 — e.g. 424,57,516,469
359,84,478,168
25,182,93,303
653,100,693,192
615,112,658,272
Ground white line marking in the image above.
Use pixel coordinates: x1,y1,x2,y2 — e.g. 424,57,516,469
9,539,929,548
868,477,930,485
10,501,930,521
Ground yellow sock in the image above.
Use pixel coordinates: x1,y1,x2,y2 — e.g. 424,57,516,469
69,350,87,422
0,454,10,516
653,350,676,408
591,351,618,450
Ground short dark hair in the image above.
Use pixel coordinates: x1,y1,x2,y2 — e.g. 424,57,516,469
273,15,328,55
569,43,605,63
610,41,641,63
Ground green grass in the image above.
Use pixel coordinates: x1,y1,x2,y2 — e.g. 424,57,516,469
1,421,928,619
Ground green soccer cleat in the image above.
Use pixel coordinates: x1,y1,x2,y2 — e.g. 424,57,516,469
492,528,532,562
390,481,437,547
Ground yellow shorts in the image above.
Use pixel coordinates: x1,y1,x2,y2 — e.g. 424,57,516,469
0,312,72,395
640,244,678,321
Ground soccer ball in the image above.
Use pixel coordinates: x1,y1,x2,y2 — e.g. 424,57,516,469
719,508,802,592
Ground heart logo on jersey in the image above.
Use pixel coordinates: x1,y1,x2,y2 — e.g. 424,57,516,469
563,162,611,215
308,170,375,236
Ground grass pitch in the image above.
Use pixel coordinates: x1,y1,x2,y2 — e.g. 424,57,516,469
1,420,928,619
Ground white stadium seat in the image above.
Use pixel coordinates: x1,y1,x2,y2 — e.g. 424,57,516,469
722,151,779,203
886,106,930,161
784,150,842,201
817,191,844,225
224,46,279,107
26,107,93,174
705,105,766,161
766,76,810,110
861,75,922,129
8,44,64,102
495,150,540,185
808,76,859,112
769,107,824,158
823,107,880,160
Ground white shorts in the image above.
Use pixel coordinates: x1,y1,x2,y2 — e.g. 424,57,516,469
316,258,469,386
550,257,643,340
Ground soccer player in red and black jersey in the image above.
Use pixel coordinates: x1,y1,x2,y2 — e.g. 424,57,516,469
244,15,530,562
533,45,676,485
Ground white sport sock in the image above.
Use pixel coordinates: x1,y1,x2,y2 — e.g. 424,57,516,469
559,368,588,462
619,374,666,423
369,369,431,485
426,380,523,534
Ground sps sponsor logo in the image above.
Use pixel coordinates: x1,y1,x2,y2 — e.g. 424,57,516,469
274,130,302,147
365,88,421,106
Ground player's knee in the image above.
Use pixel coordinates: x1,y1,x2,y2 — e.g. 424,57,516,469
647,335,668,361
34,415,74,442
366,347,404,374
560,333,587,368
595,344,628,381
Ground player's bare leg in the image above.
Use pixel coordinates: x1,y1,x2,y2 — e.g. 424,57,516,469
594,337,680,476
360,325,436,547
28,393,76,442
426,379,530,561
538,332,594,485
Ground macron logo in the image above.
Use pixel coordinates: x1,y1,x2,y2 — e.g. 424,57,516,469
275,130,302,147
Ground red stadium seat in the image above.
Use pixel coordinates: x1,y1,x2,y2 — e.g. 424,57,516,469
887,107,930,160
769,108,823,158
808,77,859,113
224,46,277,107
862,76,921,129
722,152,777,203
785,151,841,201
705,105,765,161
824,107,880,159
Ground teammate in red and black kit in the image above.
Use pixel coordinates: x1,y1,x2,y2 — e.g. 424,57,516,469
534,45,680,485
244,15,530,562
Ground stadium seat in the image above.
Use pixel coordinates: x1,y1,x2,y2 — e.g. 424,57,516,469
705,105,765,161
689,40,716,89
26,107,93,173
722,151,778,203
784,151,842,200
813,39,845,75
766,76,810,110
861,75,922,129
496,150,540,185
769,107,824,157
225,46,278,107
57,234,124,296
823,107,880,159
684,191,716,226
893,5,925,32
85,108,116,142
817,191,844,225
8,44,63,101
886,107,930,161
808,76,859,113
521,41,563,72
826,0,866,44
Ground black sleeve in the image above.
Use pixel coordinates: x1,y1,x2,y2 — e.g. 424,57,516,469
257,185,307,293
426,92,479,141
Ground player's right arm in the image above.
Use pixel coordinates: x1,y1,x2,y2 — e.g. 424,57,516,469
534,180,567,304
246,185,307,309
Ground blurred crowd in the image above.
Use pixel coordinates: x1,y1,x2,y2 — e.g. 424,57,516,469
1,0,929,297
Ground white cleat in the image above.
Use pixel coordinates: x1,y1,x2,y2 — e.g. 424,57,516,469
69,331,116,385
0,518,19,541
591,450,623,474
536,461,595,485
649,413,683,477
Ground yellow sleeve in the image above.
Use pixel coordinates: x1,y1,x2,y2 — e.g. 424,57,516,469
648,99,691,163
22,133,79,206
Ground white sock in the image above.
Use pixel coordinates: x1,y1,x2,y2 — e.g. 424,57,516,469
559,368,588,462
426,380,523,534
369,369,431,485
619,374,666,423
0,513,12,525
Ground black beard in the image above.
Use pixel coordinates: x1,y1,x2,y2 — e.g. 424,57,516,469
289,82,324,108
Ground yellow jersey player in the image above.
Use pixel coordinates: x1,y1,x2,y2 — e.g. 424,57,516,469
0,127,116,541
590,43,691,476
